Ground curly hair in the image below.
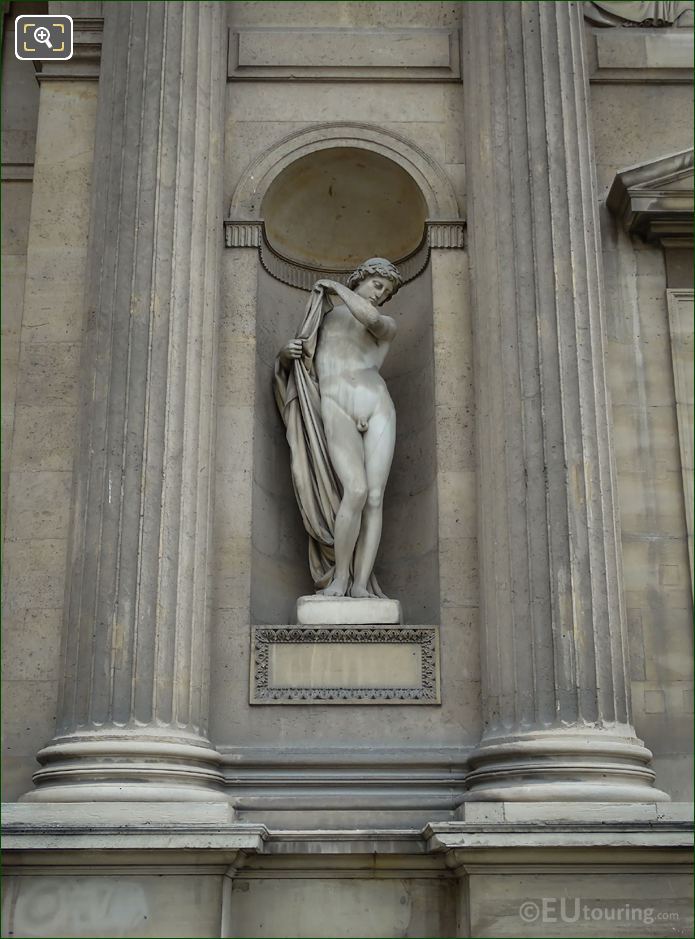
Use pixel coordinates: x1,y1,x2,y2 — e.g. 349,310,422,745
346,257,403,299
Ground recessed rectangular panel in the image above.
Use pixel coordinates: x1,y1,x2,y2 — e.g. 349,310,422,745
250,625,440,704
269,641,422,689
228,28,461,82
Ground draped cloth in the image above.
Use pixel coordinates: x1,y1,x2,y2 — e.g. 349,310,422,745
584,0,693,26
273,284,386,598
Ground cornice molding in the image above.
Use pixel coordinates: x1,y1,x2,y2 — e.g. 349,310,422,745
606,147,694,243
224,219,465,291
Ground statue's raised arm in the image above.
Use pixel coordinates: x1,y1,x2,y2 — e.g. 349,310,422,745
314,278,397,343
274,258,404,599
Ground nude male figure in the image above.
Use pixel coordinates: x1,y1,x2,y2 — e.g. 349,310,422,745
279,258,403,598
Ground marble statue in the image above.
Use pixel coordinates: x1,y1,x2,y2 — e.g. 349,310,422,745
274,258,404,599
584,0,694,27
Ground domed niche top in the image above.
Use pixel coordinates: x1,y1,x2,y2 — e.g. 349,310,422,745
261,147,428,271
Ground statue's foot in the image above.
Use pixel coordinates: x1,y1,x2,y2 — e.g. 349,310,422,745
349,585,372,599
318,579,347,597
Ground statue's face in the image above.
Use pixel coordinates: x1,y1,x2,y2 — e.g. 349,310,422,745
354,275,395,307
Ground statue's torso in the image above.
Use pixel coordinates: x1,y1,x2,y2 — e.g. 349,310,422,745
315,304,394,422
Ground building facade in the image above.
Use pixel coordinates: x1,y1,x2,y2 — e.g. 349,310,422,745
2,2,693,936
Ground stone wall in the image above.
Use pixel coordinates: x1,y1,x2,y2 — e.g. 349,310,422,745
591,65,694,801
2,12,98,799
1,3,693,937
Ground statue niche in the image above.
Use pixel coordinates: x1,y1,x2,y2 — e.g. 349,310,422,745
248,144,440,626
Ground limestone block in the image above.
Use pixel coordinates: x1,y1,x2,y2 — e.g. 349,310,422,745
226,877,455,939
388,424,438,497
1,255,28,346
297,595,402,625
211,531,255,610
377,551,441,623
608,336,677,407
249,546,310,624
14,342,81,406
1,607,62,681
208,608,250,736
434,403,476,473
381,485,438,561
626,605,648,681
443,84,466,165
249,483,282,559
594,28,694,69
218,336,256,400
438,536,478,607
278,496,312,563
229,26,460,82
440,606,480,682
387,366,436,437
1,182,33,255
617,470,688,537
21,248,90,342
2,538,67,612
228,83,448,126
1,48,39,160
216,471,258,544
591,84,694,172
10,405,78,472
219,253,258,343
251,419,292,497
466,871,693,938
1,678,59,800
229,1,463,29
5,471,71,541
612,404,680,474
436,470,477,541
2,873,223,939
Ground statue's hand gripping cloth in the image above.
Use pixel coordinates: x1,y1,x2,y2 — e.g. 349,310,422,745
273,285,386,598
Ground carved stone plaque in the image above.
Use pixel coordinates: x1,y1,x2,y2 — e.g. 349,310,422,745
250,626,440,704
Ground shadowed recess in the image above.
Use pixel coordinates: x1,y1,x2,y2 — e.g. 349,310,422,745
261,146,428,270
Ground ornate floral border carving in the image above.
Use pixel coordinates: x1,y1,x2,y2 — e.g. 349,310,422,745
250,625,440,704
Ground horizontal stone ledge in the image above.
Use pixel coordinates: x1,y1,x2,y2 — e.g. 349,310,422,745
223,219,465,291
4,803,691,859
217,745,468,766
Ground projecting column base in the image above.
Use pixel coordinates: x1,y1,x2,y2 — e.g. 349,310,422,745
462,729,670,803
23,730,227,803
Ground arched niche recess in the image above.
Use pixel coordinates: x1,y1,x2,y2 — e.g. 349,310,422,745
226,124,463,625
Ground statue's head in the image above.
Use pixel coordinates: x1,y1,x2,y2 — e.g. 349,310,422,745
346,258,403,304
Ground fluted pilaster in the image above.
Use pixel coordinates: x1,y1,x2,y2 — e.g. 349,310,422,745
27,1,227,801
462,1,667,801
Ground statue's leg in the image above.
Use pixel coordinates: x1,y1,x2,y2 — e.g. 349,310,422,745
319,396,368,596
351,409,396,598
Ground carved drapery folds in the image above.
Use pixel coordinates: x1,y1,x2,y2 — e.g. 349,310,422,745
584,1,694,27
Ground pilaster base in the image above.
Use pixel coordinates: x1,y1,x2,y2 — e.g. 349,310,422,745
23,729,226,802
463,728,670,803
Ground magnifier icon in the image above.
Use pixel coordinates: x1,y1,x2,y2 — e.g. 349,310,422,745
33,25,53,49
